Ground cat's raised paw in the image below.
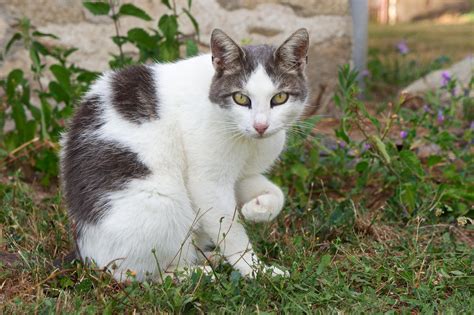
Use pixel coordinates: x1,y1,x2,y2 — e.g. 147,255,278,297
241,193,282,222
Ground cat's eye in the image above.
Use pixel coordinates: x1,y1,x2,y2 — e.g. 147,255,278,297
232,92,251,107
271,92,289,106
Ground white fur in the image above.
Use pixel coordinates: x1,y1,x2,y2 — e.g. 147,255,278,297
75,54,306,281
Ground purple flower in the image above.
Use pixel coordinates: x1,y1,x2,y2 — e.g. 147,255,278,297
423,104,432,113
400,130,408,139
437,110,445,124
470,121,474,130
361,143,371,153
361,69,370,78
396,40,409,54
338,141,346,149
441,71,451,87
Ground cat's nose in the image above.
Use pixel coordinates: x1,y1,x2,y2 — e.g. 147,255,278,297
253,122,269,135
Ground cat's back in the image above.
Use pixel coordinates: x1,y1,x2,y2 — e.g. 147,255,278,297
60,54,214,229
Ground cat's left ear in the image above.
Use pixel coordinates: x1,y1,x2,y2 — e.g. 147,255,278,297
275,28,309,73
210,29,245,73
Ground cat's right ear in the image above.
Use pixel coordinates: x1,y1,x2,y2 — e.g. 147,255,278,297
210,29,244,73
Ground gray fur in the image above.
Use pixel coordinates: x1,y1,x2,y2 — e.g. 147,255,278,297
61,95,151,234
111,64,159,123
209,29,309,108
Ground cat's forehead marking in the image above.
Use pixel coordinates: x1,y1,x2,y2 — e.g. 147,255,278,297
244,65,276,96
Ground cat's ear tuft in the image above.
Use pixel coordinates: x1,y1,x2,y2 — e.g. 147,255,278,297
275,28,309,73
210,29,244,72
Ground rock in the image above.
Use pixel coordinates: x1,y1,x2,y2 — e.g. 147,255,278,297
402,56,474,97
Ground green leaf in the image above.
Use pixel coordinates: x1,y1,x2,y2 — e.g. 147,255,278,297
161,0,172,9
357,101,380,130
11,100,27,141
291,163,309,180
0,101,4,123
370,135,391,164
127,28,155,50
400,183,417,213
185,40,198,57
24,120,37,142
77,71,99,84
5,33,22,54
6,69,24,98
63,47,79,58
118,3,152,21
355,161,369,173
29,47,42,73
32,31,59,39
427,155,443,167
316,255,331,275
83,1,110,15
50,64,71,91
32,41,50,56
158,15,178,41
40,97,52,140
26,103,41,121
111,35,128,47
399,150,424,177
48,81,69,103
158,39,179,62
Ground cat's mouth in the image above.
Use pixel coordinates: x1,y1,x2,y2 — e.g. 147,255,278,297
246,129,279,139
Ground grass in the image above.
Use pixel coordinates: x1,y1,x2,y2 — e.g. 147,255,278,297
1,177,473,313
1,19,474,313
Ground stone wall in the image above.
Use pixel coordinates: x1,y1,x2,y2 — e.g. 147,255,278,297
0,0,353,114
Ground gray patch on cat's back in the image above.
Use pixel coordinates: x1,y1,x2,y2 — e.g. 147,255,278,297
61,95,151,233
111,65,159,123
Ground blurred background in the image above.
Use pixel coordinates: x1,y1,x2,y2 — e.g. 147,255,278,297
1,0,473,113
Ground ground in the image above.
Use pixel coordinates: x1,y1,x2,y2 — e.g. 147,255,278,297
1,20,473,313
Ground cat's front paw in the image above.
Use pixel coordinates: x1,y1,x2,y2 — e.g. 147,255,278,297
241,193,283,222
261,265,289,277
237,264,289,278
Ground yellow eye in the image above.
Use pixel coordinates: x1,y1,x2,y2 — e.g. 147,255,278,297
232,92,251,107
271,92,289,106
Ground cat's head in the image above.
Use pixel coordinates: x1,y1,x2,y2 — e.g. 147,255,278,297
209,28,309,139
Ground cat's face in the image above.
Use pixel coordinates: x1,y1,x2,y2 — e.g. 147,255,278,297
209,29,309,139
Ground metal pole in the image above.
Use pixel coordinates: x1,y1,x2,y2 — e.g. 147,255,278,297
351,0,368,90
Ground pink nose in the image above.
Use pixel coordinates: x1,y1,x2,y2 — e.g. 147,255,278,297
253,123,269,135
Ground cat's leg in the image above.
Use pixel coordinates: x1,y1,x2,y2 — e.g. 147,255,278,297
236,174,285,223
188,180,287,278
192,231,221,267
77,176,200,283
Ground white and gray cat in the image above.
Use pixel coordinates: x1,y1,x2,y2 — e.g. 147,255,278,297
60,28,309,282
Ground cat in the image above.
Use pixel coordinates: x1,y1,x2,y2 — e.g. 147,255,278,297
60,28,309,282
